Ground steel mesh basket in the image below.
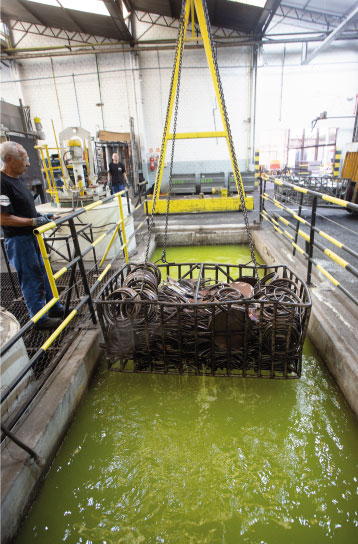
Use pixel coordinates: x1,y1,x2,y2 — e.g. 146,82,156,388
95,262,311,379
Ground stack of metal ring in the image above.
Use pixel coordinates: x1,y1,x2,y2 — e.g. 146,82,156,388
99,262,309,376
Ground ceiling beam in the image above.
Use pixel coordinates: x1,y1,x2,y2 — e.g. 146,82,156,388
3,31,358,61
54,0,91,35
16,0,48,27
302,3,358,64
168,0,176,18
279,2,358,31
256,0,282,37
102,0,133,41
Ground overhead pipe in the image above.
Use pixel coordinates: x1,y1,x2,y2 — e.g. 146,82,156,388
3,28,351,54
95,54,105,129
2,34,358,60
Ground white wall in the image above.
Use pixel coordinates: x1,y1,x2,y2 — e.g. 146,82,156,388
1,14,357,183
0,62,24,106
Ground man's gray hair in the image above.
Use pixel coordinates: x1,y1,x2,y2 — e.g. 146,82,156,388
0,141,23,162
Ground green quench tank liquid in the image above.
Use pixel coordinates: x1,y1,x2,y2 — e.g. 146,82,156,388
15,246,358,543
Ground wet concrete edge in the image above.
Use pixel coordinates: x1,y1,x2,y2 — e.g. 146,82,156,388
253,229,358,419
1,329,103,544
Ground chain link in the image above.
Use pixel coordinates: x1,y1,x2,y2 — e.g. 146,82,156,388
201,0,259,277
145,2,187,262
146,0,259,278
160,5,186,263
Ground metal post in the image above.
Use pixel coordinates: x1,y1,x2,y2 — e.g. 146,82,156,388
307,196,317,286
293,191,304,256
89,226,99,274
65,238,80,299
35,233,59,299
259,176,263,226
117,194,129,262
68,218,97,323
1,425,40,463
126,188,131,215
64,261,77,316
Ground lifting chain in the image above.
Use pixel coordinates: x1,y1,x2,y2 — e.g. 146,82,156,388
160,2,186,263
145,2,187,262
146,0,259,277
201,0,259,277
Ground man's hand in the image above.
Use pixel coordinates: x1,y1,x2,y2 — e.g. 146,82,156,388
34,215,50,226
33,214,59,227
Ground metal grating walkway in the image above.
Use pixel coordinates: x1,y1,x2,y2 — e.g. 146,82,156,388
1,270,101,425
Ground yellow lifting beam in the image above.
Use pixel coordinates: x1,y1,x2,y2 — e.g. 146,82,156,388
150,0,249,212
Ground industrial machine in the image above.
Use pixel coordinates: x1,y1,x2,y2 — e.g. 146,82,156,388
0,99,46,203
36,126,109,207
59,126,97,191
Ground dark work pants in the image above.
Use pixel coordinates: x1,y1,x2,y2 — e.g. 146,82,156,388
111,184,125,195
5,234,63,322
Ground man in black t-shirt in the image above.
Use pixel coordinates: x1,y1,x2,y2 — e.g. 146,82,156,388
107,153,129,194
0,141,64,330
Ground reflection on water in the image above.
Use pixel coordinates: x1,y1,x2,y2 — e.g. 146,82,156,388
15,342,358,544
15,247,358,544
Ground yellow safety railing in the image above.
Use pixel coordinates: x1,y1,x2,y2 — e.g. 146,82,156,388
261,210,350,294
262,174,357,209
51,119,67,189
1,190,149,367
0,185,149,440
35,144,61,205
35,190,133,300
260,175,358,306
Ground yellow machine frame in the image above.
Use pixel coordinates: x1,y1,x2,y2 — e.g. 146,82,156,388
148,0,253,214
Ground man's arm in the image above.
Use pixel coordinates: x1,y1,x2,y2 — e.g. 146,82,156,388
1,210,33,227
0,211,54,227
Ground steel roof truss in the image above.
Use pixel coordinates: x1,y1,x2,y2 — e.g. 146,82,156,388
279,3,358,32
302,3,358,64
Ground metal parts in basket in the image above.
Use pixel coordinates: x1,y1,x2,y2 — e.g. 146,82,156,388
96,262,311,379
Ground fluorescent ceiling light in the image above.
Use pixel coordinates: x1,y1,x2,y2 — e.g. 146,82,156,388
26,0,110,16
227,0,267,7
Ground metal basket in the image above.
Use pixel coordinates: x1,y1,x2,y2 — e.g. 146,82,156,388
95,262,311,379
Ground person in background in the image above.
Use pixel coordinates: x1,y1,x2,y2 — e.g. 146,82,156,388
0,141,64,330
107,153,129,195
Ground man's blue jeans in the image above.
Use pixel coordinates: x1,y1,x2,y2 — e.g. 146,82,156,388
111,184,125,195
5,234,63,322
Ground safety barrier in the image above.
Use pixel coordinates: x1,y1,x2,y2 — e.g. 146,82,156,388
273,175,349,207
0,188,148,455
259,174,358,307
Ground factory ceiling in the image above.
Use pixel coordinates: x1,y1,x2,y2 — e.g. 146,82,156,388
0,0,133,41
0,0,285,40
0,0,357,58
